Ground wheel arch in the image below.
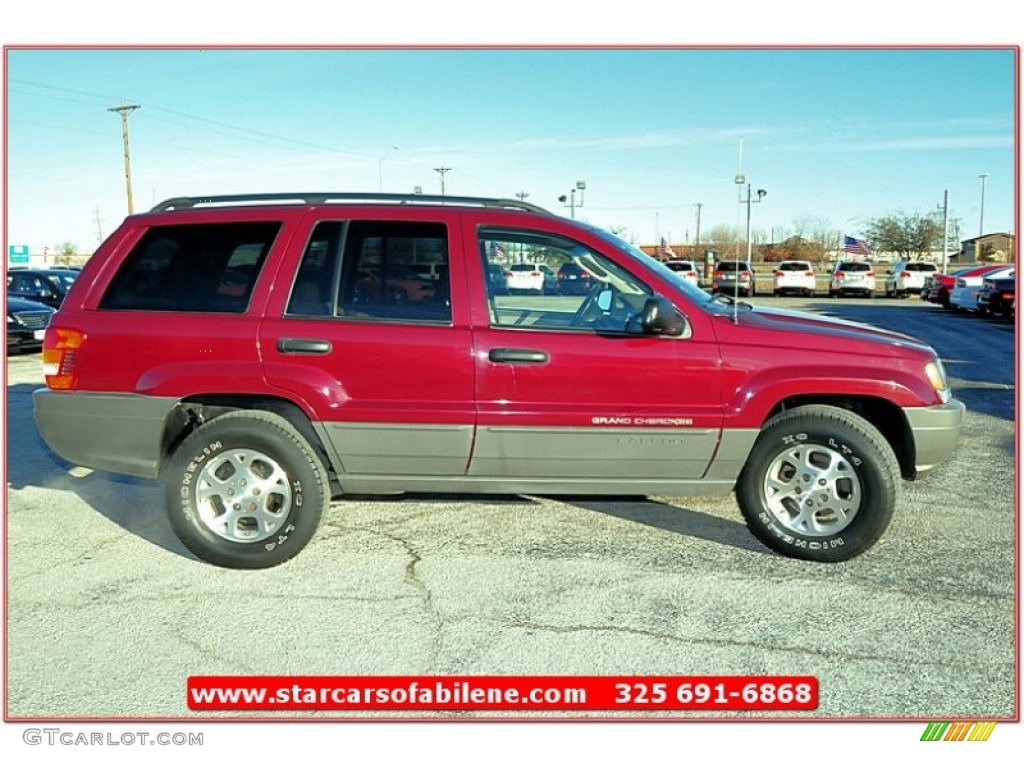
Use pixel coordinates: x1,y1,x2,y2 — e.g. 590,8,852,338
765,395,916,480
161,394,340,492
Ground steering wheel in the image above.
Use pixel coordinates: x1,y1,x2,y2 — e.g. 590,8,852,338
571,283,638,331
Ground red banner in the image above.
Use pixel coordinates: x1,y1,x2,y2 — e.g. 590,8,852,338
188,675,818,712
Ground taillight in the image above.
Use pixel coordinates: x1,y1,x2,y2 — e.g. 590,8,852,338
531,271,540,277
685,271,696,278
866,271,874,278
741,271,750,278
804,271,814,277
901,271,910,278
774,271,784,277
714,271,723,279
42,327,83,390
836,271,846,279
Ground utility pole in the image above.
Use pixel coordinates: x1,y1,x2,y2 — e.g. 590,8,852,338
516,191,530,202
108,103,141,214
978,173,989,236
694,202,703,254
434,166,451,197
941,189,950,274
93,207,104,243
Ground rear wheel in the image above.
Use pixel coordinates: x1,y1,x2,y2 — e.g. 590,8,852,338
736,405,899,562
165,411,329,569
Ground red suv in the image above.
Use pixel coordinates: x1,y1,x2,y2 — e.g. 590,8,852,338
34,193,964,568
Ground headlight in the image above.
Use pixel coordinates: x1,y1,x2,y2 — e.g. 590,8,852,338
925,359,951,404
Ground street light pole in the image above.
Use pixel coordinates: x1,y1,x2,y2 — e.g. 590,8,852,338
558,180,586,218
736,179,767,263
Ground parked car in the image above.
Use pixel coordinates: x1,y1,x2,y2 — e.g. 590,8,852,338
949,265,1014,312
884,260,938,298
712,260,756,296
555,262,594,295
976,273,1015,320
663,259,701,288
485,263,509,296
6,296,56,353
772,260,816,297
34,192,963,569
353,267,436,305
6,268,78,309
506,262,555,294
829,261,875,298
924,266,974,306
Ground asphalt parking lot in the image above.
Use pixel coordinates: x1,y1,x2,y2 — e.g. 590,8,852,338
3,295,1016,720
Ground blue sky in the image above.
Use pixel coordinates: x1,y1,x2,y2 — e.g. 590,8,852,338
4,46,1017,255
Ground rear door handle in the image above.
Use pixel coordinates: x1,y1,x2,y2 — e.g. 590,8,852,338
277,338,332,355
488,348,549,364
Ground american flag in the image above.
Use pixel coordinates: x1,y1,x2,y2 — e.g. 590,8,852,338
843,236,870,255
489,241,506,262
656,237,677,260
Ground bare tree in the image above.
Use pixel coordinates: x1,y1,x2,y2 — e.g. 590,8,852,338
53,241,78,266
864,213,943,260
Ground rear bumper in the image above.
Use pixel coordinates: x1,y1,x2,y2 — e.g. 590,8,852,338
905,399,966,478
33,389,178,478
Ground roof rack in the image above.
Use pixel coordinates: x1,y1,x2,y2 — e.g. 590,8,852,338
150,192,550,214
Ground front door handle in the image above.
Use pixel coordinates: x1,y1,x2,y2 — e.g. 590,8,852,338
488,348,549,364
277,338,332,355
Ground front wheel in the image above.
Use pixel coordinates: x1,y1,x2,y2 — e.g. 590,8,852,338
165,411,329,569
736,405,899,562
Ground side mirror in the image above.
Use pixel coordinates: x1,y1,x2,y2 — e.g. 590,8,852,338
641,296,685,337
595,288,614,312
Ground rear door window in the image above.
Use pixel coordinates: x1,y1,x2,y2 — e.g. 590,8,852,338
287,220,451,323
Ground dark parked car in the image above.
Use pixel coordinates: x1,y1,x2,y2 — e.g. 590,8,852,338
976,274,1015,320
556,262,594,295
486,263,509,295
712,260,756,296
6,268,78,309
6,296,56,353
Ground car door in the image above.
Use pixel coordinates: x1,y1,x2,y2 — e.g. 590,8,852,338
259,212,476,481
467,223,724,485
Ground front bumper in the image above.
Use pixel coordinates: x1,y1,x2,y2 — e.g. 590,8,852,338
904,398,966,478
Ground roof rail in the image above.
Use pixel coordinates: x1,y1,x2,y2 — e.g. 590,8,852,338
150,192,550,214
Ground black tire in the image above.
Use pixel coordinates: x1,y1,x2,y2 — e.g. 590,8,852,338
736,405,899,562
165,411,329,569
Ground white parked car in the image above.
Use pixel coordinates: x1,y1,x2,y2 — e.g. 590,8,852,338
949,265,1014,312
884,260,938,297
772,260,816,297
505,262,555,294
829,260,876,298
664,259,701,287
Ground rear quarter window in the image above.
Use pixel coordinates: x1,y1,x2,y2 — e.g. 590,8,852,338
99,222,281,312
